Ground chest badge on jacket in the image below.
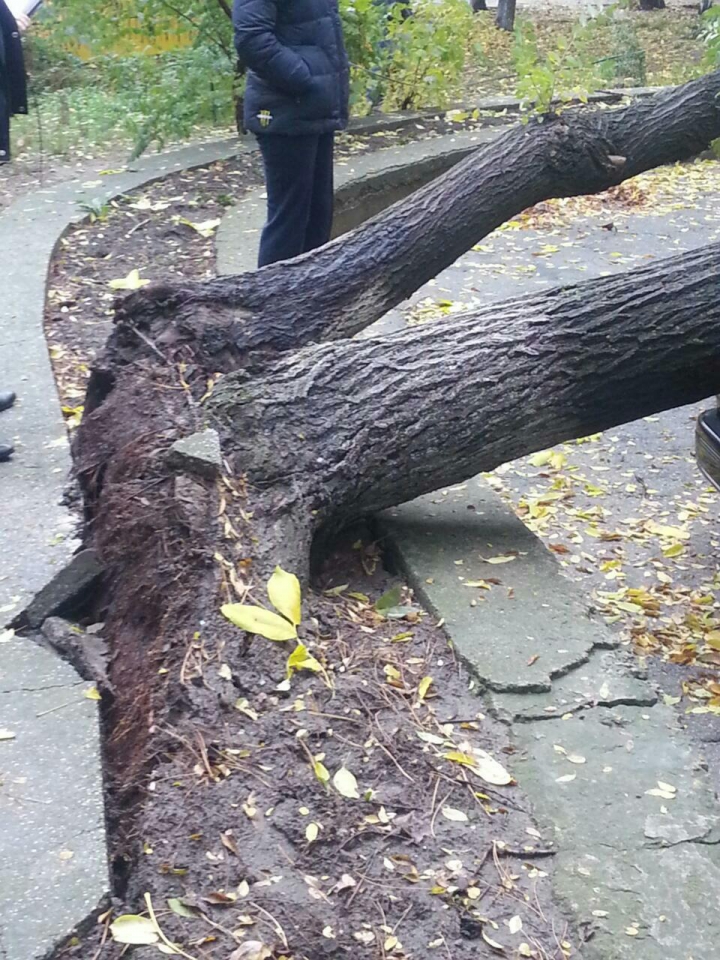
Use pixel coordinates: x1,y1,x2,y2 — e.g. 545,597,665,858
257,110,273,128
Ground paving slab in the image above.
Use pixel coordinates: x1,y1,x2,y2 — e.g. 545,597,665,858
381,484,720,959
0,631,108,960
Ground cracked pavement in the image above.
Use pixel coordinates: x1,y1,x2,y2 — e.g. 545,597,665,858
382,481,720,958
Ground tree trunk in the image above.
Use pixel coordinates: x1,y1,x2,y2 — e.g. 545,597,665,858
639,0,665,9
496,0,517,31
471,0,487,12
113,70,720,365
205,241,720,571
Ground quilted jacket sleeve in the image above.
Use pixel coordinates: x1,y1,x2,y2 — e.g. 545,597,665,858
233,0,313,95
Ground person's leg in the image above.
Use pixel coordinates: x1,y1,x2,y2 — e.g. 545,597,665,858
303,132,335,254
257,133,320,268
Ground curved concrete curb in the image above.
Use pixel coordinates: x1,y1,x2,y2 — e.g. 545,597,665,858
216,125,506,275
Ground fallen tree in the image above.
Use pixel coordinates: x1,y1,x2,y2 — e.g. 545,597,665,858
67,70,720,957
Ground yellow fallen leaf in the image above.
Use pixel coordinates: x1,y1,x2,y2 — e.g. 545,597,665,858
479,555,516,564
566,754,586,765
110,915,159,946
482,928,505,951
313,758,330,784
556,774,576,783
333,766,360,799
663,543,685,558
305,822,319,843
267,566,302,626
286,643,323,679
0,728,16,741
108,269,151,291
180,217,221,238
221,604,296,641
444,750,477,767
441,806,469,823
508,915,523,934
418,676,433,701
530,450,553,467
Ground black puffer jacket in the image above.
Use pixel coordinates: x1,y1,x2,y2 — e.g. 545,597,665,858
0,0,27,162
233,0,349,136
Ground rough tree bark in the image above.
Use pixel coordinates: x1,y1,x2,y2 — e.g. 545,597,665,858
79,69,720,580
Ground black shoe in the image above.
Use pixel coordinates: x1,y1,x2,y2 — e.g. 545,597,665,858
0,444,14,462
0,392,16,413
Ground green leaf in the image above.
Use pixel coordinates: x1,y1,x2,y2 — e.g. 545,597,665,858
375,585,402,614
167,899,198,919
110,915,159,945
267,566,302,625
221,604,296,641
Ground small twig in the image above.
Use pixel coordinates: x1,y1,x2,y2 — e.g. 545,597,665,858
145,892,197,960
249,902,289,949
126,322,170,365
392,903,413,935
373,734,416,784
90,909,112,960
36,698,77,718
430,789,452,839
195,731,217,782
347,849,380,908
428,775,440,838
127,217,151,238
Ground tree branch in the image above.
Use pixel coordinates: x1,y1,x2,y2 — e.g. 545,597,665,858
115,69,720,363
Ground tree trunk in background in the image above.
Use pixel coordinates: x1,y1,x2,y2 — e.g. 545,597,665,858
496,0,517,31
471,0,487,12
639,0,665,9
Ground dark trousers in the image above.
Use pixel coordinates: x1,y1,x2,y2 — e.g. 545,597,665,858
256,132,335,268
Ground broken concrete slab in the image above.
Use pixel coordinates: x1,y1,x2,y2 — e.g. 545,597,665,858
0,631,108,960
382,479,720,959
167,428,222,478
382,480,615,693
20,550,103,630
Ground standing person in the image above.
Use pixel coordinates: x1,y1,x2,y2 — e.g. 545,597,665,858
0,0,28,165
1,1,27,461
233,0,349,268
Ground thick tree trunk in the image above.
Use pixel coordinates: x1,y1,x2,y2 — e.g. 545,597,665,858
114,71,720,365
206,241,720,571
496,0,517,30
639,0,665,9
